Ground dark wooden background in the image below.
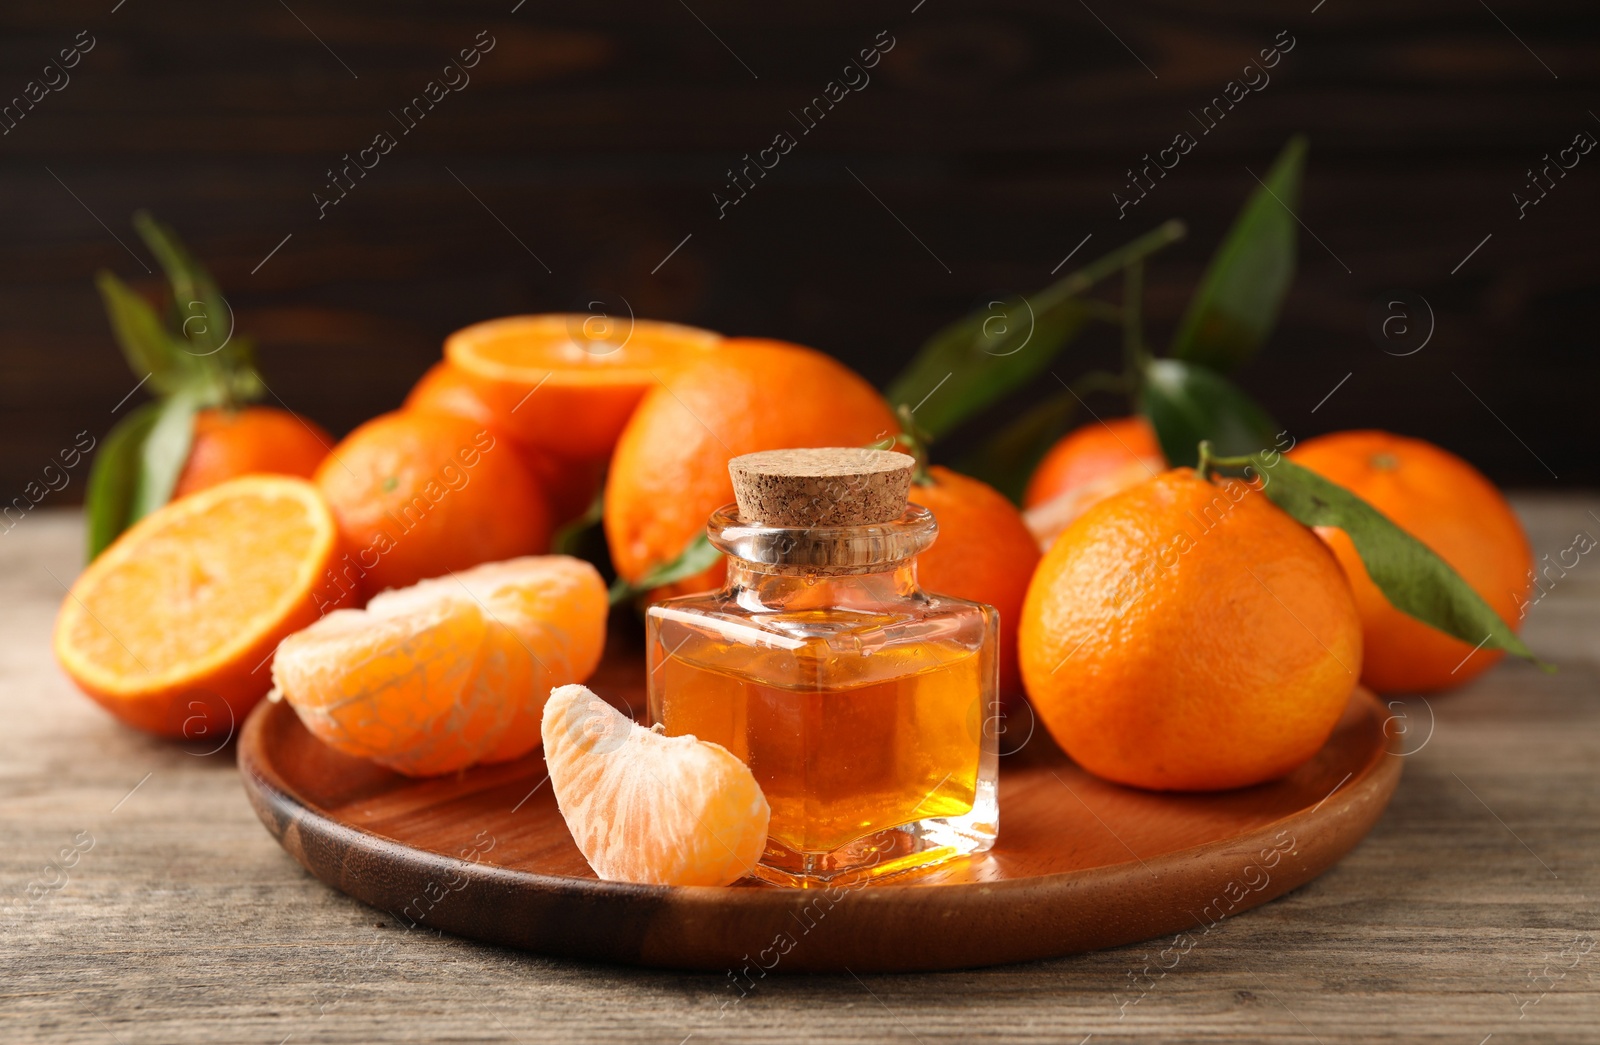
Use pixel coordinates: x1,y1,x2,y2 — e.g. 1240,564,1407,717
2,0,1596,503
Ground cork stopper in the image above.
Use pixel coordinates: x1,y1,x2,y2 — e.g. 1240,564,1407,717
728,448,914,527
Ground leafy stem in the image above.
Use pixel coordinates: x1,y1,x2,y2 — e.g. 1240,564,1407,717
884,219,1185,441
1196,439,1225,480
1032,219,1187,315
86,214,269,558
1192,443,1545,668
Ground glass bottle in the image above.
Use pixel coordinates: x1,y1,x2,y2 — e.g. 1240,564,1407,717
645,447,999,887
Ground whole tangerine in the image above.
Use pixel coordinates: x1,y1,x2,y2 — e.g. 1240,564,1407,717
604,339,899,597
403,361,603,527
314,410,551,600
910,466,1042,698
1023,416,1164,509
1288,430,1533,693
172,406,333,498
1019,468,1363,791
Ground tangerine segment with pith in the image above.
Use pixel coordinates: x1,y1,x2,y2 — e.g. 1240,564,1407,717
54,475,349,738
445,314,723,460
367,556,609,764
543,684,770,887
272,556,608,775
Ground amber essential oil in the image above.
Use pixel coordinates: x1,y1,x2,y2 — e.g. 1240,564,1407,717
646,448,1000,887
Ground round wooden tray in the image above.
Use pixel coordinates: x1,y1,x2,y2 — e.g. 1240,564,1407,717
239,651,1402,973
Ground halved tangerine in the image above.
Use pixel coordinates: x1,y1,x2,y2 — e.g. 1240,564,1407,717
445,314,722,460
271,556,606,775
54,475,349,738
543,684,770,887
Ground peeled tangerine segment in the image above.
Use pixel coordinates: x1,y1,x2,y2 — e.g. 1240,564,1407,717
272,556,606,775
543,685,770,887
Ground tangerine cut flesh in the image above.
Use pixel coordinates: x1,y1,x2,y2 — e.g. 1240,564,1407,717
54,475,346,737
445,315,723,459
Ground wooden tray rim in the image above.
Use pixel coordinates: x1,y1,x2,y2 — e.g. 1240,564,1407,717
240,687,1403,910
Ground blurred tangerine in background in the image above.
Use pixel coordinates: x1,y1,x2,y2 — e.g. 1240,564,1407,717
445,314,723,462
1022,416,1165,549
172,406,332,498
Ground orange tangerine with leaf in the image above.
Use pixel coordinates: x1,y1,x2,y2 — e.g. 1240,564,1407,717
1288,430,1533,693
1020,468,1362,791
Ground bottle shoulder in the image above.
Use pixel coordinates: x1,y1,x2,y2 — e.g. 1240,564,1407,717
646,588,993,654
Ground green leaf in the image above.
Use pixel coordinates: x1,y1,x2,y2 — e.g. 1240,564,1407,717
224,337,265,403
885,220,1185,439
886,300,1095,439
131,391,200,521
1170,136,1305,371
1210,447,1541,666
608,532,723,606
84,404,162,559
94,271,200,396
134,212,230,359
1138,358,1278,469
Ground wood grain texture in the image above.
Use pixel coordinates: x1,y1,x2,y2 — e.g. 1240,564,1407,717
3,499,1599,1042
237,666,1399,972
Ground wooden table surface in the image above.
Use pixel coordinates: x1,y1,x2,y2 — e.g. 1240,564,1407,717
4,501,1597,1044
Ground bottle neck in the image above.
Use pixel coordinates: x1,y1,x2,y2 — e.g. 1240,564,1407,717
724,557,923,612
